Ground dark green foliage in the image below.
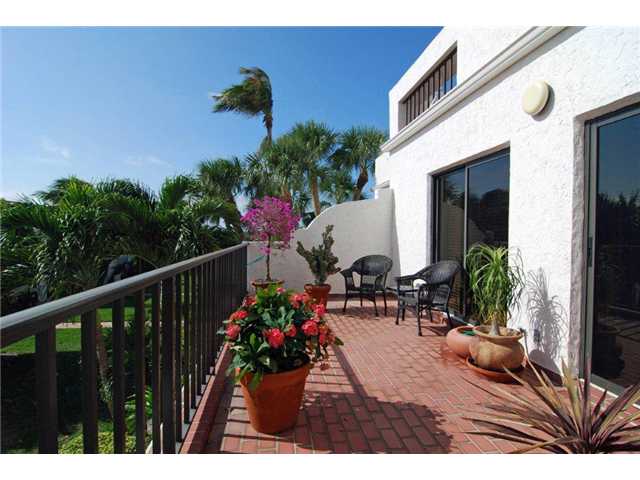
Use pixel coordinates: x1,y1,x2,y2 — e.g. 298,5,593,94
125,387,152,436
296,225,341,285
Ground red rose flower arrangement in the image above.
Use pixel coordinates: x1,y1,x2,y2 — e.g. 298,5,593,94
220,284,343,389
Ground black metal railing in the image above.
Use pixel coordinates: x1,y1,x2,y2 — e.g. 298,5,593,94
0,243,247,453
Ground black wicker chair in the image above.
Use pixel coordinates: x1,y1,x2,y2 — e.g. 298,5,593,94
389,260,460,336
340,255,393,316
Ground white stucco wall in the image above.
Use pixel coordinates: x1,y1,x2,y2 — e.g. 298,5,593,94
247,188,393,293
377,26,640,373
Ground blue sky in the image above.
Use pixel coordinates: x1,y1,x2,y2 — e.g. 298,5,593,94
1,27,441,204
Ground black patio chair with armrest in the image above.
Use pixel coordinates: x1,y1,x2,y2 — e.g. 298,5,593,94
392,260,460,336
340,255,393,316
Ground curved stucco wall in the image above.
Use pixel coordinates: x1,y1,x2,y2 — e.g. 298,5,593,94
377,26,640,374
247,188,393,293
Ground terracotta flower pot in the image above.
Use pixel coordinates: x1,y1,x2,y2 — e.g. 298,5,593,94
445,326,475,359
304,283,331,307
251,279,284,292
239,364,312,434
469,325,524,372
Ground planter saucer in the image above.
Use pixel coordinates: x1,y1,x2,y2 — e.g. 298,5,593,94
466,357,523,383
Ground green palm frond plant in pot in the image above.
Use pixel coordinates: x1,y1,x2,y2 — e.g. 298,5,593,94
465,244,525,375
296,224,341,306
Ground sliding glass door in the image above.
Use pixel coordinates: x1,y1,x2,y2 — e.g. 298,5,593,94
434,149,510,317
585,105,640,391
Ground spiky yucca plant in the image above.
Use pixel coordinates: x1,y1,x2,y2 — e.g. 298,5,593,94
466,358,640,453
296,225,340,285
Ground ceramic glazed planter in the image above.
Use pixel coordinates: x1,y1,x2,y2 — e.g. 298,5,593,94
239,364,312,434
469,325,525,372
304,283,331,307
445,326,475,359
251,279,284,292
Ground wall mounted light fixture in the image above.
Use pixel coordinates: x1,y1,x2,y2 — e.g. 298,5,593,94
522,80,550,116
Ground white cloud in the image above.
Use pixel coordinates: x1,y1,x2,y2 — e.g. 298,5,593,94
41,137,71,159
125,155,172,168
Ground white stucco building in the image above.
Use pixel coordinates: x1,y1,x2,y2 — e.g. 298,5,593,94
251,26,640,390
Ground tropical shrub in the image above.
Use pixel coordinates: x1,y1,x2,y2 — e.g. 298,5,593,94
220,285,343,389
296,224,340,285
466,358,640,453
465,244,525,335
241,196,299,282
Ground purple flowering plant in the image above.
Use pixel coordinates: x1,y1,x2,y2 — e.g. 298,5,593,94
241,196,300,281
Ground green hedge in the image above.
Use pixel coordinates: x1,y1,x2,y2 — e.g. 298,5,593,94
60,431,137,454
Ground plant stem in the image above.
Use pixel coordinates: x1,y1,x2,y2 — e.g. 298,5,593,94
266,236,272,281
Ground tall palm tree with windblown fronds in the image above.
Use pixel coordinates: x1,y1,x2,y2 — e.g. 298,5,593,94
331,126,387,201
212,67,274,149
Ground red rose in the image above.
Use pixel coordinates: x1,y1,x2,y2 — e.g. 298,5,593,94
244,296,256,307
265,328,285,348
226,324,241,340
276,287,286,294
230,309,248,321
319,333,327,346
285,324,297,337
301,320,319,337
313,304,326,317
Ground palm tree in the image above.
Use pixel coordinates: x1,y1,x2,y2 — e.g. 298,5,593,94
322,169,356,205
331,126,387,201
212,67,274,149
242,151,281,201
196,157,244,232
260,133,308,205
2,180,126,415
289,121,338,216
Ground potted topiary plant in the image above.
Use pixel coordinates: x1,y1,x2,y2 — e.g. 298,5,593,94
241,196,300,291
296,224,341,307
465,244,526,377
220,285,343,434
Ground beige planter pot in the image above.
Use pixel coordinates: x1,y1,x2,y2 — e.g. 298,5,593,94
251,279,284,292
469,325,524,372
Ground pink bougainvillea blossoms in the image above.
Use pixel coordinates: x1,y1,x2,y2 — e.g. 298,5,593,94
241,196,300,281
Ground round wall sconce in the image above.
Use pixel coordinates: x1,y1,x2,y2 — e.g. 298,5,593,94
522,80,550,116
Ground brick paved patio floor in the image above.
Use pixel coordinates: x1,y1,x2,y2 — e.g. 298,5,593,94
197,296,547,454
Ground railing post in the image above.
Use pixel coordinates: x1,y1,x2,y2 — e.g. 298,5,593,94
183,270,191,425
151,283,161,453
35,327,58,453
161,276,176,453
81,311,98,453
134,290,146,453
200,264,207,386
213,258,222,373
174,275,182,442
209,260,214,370
189,268,197,410
197,265,204,393
112,298,126,453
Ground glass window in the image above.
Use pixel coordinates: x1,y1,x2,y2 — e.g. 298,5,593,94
434,150,510,317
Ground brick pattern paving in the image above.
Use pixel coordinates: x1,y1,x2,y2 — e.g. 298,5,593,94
198,297,553,454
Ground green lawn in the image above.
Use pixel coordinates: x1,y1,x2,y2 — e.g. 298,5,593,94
1,328,82,354
67,304,147,323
